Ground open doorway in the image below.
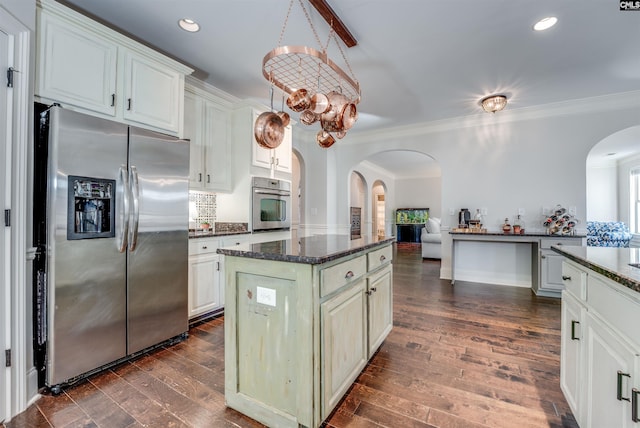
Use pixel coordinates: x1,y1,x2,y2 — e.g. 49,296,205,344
372,180,386,239
350,171,367,239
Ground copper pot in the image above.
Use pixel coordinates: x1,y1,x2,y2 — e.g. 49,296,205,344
276,111,290,127
316,130,336,148
321,91,348,123
309,93,330,114
299,109,319,125
254,111,284,149
286,89,311,112
340,103,358,131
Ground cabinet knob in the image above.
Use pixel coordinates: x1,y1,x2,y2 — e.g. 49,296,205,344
370,287,377,293
380,255,386,262
541,255,546,259
345,271,354,279
562,275,572,281
202,246,208,249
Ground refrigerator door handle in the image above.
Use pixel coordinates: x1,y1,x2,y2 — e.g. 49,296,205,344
117,165,130,253
128,165,140,252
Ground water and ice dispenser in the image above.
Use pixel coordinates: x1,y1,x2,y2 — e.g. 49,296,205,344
67,176,115,239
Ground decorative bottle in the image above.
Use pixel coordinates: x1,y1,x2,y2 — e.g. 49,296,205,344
513,215,523,234
502,218,511,234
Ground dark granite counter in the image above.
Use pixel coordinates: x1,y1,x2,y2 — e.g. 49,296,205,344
450,231,586,238
551,245,640,293
217,234,395,265
189,230,251,239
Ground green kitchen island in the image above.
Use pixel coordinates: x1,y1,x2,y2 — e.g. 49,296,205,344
218,235,395,428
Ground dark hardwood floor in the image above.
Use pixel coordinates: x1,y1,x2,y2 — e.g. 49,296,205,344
5,244,578,428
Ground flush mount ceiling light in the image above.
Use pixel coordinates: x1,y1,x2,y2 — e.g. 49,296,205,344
178,18,200,33
533,16,558,31
480,95,508,113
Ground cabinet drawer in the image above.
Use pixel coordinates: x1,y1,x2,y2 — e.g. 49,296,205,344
562,261,587,300
588,273,640,347
189,237,222,256
321,255,367,297
540,237,583,249
367,245,393,272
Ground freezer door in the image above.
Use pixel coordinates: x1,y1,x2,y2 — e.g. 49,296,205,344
46,107,128,386
127,127,189,354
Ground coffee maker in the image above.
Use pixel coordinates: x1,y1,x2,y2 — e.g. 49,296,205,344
458,208,470,227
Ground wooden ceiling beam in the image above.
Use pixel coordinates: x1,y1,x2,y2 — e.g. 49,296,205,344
308,0,357,47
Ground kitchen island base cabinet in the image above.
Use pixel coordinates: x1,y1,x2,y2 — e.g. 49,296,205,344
560,258,640,428
223,238,393,428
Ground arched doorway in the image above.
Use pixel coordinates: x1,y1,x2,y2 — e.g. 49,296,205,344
372,180,387,239
350,171,367,239
291,149,305,241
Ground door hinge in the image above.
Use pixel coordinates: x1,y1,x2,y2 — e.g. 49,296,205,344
4,209,9,227
7,67,18,88
5,349,11,367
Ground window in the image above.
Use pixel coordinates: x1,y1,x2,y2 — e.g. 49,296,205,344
631,168,640,234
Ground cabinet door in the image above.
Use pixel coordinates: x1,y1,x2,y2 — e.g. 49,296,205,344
188,254,222,319
584,312,638,428
540,249,565,291
273,125,292,173
367,265,393,357
321,280,367,419
560,291,585,424
203,102,232,192
37,11,117,116
184,91,205,188
123,51,182,133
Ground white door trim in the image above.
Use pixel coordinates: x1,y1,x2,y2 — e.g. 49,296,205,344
0,6,34,421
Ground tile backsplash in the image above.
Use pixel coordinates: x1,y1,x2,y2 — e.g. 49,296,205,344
189,191,216,227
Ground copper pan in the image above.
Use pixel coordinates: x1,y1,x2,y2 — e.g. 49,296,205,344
276,111,290,127
254,111,284,149
340,103,358,131
300,109,319,125
309,93,330,114
286,88,311,112
316,130,336,148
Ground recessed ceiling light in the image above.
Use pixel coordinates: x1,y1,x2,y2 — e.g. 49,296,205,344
533,16,558,31
178,18,200,33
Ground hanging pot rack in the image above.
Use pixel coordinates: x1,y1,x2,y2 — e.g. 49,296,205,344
261,0,361,105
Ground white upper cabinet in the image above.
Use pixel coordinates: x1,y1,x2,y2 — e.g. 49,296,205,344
37,9,118,116
122,51,184,132
185,82,233,193
35,0,192,135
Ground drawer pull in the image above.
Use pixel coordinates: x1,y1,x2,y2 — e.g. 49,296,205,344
345,270,354,279
570,320,580,340
202,246,208,249
633,388,639,422
379,255,386,262
562,275,572,281
541,255,546,259
618,371,631,402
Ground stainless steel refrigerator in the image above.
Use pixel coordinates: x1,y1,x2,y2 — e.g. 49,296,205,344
33,105,189,391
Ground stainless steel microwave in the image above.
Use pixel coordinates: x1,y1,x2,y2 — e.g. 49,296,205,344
251,177,291,232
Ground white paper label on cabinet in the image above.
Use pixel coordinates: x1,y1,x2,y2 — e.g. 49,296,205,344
256,286,276,307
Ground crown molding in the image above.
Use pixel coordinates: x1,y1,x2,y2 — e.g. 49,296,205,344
346,90,640,145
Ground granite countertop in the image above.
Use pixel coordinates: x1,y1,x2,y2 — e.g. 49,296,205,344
217,234,396,265
450,231,586,238
189,230,251,239
551,245,640,293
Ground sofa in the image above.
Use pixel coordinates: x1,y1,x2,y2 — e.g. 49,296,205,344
586,221,632,247
421,217,442,259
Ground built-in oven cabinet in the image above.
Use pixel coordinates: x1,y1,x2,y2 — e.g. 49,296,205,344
184,81,232,192
251,109,293,173
35,0,192,136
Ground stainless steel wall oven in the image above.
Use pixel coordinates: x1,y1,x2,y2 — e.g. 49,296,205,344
252,177,291,232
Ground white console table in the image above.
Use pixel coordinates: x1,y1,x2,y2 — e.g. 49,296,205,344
450,232,585,297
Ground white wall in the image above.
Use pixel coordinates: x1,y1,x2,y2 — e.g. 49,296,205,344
618,153,640,229
586,163,618,221
394,176,442,218
293,91,640,282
